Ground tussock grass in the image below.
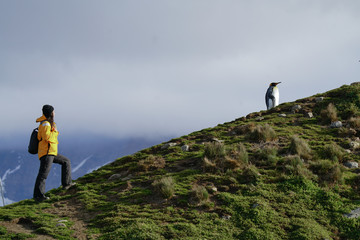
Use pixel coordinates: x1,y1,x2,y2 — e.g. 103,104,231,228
349,116,360,128
322,142,345,163
152,176,175,199
320,103,338,124
190,184,209,205
256,146,279,167
138,155,166,172
289,135,312,160
282,155,314,179
202,142,249,172
310,160,343,185
247,124,277,142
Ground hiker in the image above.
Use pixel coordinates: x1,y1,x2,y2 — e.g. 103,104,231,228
33,105,75,202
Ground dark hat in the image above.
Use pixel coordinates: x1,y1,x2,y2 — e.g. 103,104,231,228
42,105,54,118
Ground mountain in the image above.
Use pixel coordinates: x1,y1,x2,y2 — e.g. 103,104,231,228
0,134,169,205
2,83,360,239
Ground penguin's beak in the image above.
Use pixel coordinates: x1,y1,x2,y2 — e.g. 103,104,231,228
276,82,281,85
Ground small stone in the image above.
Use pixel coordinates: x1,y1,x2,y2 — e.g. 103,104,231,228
278,114,287,117
255,116,265,121
181,145,190,152
211,187,218,193
121,174,133,181
222,214,231,220
161,142,177,150
109,174,122,181
109,171,128,181
330,121,343,128
345,149,352,153
344,162,359,169
315,97,324,102
349,141,360,149
304,112,314,118
211,138,224,143
291,105,302,113
58,220,68,223
344,208,360,219
56,223,66,228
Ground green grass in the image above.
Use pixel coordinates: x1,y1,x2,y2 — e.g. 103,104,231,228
2,83,360,239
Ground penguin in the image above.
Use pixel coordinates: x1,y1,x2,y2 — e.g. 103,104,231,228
265,82,281,110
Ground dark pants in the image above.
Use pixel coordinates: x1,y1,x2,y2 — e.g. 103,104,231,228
33,154,72,199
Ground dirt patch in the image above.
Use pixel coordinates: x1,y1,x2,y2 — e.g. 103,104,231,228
43,197,97,240
0,218,56,240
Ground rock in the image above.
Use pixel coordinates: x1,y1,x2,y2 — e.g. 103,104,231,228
344,208,360,219
181,145,190,152
109,171,128,181
315,97,324,102
344,162,359,169
330,121,343,128
222,214,231,220
304,112,314,118
252,203,260,208
121,174,133,181
210,187,218,193
161,142,177,150
278,114,287,117
291,105,302,113
345,149,352,154
58,220,68,223
211,138,224,143
255,116,265,121
56,223,66,228
349,141,360,149
109,174,122,181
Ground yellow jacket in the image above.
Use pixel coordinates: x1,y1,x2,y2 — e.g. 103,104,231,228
36,115,59,159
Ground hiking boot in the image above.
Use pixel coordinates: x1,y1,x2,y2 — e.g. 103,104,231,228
34,196,50,202
63,182,76,190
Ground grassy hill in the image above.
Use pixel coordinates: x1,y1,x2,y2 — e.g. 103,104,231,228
2,83,360,239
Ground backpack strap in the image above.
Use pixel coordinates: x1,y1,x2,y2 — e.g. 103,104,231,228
39,120,51,156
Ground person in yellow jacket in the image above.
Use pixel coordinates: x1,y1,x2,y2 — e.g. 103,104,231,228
33,105,75,202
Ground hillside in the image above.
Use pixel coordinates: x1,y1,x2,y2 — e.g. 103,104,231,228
2,84,360,239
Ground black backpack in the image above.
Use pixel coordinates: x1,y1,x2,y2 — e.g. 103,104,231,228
28,121,46,154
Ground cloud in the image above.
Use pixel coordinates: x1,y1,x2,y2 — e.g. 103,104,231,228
1,1,360,139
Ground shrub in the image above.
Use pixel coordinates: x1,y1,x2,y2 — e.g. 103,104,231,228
310,160,343,185
320,103,338,124
203,142,249,172
343,103,360,119
289,136,312,160
190,184,209,205
238,165,261,184
283,155,313,179
322,143,345,163
256,146,279,167
349,117,360,128
202,157,217,173
225,143,249,169
350,174,360,193
152,176,175,199
203,142,226,160
231,123,256,135
138,155,166,172
248,124,277,142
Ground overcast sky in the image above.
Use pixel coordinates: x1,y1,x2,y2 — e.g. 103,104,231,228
1,0,360,140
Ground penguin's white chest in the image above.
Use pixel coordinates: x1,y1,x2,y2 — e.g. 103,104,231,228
273,87,279,107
